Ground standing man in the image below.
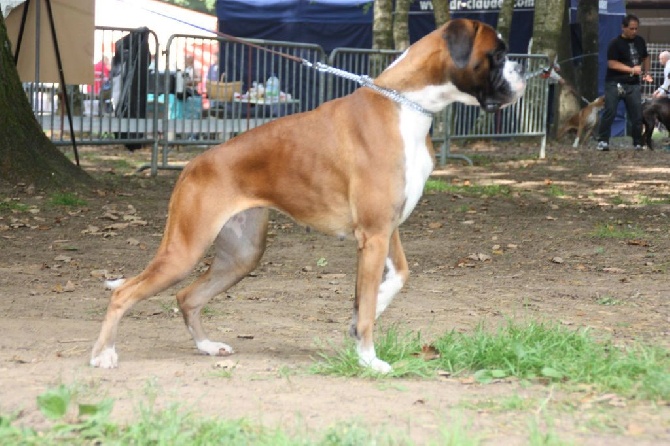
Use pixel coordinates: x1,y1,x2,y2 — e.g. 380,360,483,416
597,14,653,151
652,50,670,98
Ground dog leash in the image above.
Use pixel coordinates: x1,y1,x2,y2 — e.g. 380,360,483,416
112,0,434,117
304,62,434,117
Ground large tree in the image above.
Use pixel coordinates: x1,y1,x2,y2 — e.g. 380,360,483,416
497,0,515,44
531,0,566,64
0,11,93,190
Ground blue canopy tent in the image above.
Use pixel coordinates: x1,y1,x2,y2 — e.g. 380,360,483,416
216,0,535,54
570,0,627,136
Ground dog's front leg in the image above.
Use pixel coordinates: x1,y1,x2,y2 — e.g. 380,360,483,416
375,229,409,319
350,230,392,374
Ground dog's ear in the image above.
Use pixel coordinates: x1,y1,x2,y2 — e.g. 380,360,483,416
444,19,475,69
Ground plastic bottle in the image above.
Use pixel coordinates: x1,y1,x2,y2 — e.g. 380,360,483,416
265,74,280,99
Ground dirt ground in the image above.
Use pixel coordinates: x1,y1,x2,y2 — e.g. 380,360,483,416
1,139,669,445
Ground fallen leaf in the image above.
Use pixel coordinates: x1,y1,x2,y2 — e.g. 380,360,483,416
90,269,109,279
626,423,645,436
412,344,440,361
468,253,491,262
603,267,626,274
213,359,237,369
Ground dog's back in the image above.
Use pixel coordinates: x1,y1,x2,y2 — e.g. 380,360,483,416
557,96,605,148
642,97,670,150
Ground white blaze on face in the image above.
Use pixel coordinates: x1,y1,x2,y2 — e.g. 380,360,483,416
503,59,526,101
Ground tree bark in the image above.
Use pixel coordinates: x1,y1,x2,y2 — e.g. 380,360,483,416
433,0,450,27
373,0,394,50
0,11,93,190
393,0,411,51
531,0,566,63
577,0,599,100
497,0,515,44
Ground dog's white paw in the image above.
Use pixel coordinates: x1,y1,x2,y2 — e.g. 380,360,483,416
104,278,126,290
359,357,393,374
90,347,118,369
357,342,392,374
197,339,234,356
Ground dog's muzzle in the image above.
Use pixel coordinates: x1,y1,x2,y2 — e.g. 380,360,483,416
483,60,525,113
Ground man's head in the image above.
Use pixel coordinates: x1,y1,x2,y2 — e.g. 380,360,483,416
621,14,640,40
659,51,670,66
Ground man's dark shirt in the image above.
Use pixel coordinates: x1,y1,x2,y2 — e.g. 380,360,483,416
605,34,649,84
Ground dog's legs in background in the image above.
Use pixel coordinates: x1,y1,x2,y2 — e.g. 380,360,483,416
581,125,597,148
375,229,409,319
350,229,393,373
176,208,269,356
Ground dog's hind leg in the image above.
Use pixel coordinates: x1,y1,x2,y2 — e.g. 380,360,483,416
91,181,243,368
176,208,269,357
375,229,409,319
91,243,212,368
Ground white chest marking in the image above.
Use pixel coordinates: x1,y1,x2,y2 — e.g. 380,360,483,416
399,107,434,223
586,107,598,126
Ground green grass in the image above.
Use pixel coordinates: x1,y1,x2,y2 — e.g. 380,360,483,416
424,179,511,197
0,199,29,213
590,222,646,240
312,321,670,400
546,185,566,197
0,385,481,445
49,192,88,207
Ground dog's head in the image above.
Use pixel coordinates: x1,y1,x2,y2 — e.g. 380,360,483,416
443,19,526,112
592,96,605,108
383,19,525,114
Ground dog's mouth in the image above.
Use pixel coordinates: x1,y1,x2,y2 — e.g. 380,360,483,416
482,100,502,113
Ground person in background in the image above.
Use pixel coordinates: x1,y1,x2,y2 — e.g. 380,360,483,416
93,55,110,96
184,54,201,93
652,50,670,98
596,14,653,151
207,52,220,81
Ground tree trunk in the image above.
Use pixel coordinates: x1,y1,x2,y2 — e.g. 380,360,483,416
373,0,393,50
433,0,450,27
497,0,515,44
531,0,567,63
371,0,394,77
0,11,93,190
577,0,599,100
393,0,411,51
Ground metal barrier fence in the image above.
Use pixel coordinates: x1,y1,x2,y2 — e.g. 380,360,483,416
327,51,550,163
30,27,161,150
441,54,550,162
646,43,668,99
150,34,326,174
28,26,550,174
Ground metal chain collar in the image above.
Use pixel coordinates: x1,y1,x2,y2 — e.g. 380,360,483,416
303,61,434,118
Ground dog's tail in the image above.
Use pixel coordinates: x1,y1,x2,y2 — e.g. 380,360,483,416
104,278,126,290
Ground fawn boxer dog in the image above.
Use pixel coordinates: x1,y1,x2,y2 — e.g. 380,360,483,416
91,19,525,373
557,96,605,148
642,97,670,150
